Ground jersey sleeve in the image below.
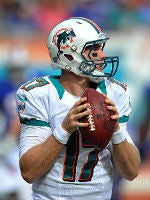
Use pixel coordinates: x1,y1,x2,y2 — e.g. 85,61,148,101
112,83,135,148
19,124,51,158
16,77,51,127
104,78,131,124
16,78,57,158
108,80,131,124
114,84,133,142
117,86,131,123
106,79,134,147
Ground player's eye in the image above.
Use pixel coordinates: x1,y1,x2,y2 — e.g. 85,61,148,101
91,52,98,57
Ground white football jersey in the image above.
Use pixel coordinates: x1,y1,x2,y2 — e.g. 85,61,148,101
16,76,133,200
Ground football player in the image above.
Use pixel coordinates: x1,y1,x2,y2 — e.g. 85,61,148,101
16,17,141,200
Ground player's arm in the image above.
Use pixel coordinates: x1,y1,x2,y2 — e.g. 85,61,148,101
19,128,64,183
19,97,90,183
105,95,141,181
112,134,141,181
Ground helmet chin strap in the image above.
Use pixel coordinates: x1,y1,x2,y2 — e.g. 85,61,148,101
78,63,104,83
77,69,104,83
88,68,104,83
51,60,106,84
92,68,104,76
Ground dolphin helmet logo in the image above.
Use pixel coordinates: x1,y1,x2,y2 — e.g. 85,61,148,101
53,28,76,57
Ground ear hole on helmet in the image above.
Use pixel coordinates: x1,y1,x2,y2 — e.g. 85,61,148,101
64,54,73,61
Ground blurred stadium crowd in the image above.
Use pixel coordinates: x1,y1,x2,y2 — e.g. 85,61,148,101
0,0,150,200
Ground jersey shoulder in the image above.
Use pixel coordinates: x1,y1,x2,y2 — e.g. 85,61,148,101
98,77,128,96
106,78,131,121
16,76,62,120
19,76,51,95
107,77,127,92
17,76,62,99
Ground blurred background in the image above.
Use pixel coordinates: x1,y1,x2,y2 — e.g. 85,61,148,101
0,0,150,199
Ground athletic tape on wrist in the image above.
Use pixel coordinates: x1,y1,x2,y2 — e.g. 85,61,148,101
52,124,70,144
111,129,126,144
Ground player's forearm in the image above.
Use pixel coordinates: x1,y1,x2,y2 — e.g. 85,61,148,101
112,140,141,181
19,134,64,183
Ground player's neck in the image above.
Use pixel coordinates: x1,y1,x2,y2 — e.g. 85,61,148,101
60,71,90,97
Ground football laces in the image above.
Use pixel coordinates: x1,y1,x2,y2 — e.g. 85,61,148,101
87,106,96,131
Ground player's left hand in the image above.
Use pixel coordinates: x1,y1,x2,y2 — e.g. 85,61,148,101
103,93,120,133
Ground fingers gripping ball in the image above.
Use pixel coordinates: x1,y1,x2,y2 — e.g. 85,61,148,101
80,88,115,150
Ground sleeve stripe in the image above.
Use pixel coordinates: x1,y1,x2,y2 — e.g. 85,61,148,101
20,117,50,127
119,115,129,123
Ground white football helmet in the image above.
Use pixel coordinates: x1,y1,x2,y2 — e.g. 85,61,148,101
47,17,119,83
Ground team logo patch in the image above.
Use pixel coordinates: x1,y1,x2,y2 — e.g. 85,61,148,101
53,28,76,57
17,101,25,115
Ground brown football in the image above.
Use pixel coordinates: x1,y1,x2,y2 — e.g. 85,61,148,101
79,88,115,151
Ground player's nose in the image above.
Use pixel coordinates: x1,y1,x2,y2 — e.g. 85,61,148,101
97,49,106,58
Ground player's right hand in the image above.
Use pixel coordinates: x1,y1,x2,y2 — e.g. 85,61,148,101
61,97,91,134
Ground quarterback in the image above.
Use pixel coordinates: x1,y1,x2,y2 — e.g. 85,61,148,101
16,17,141,200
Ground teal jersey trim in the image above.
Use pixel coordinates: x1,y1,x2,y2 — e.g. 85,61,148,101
48,76,64,99
119,115,129,123
97,80,107,95
20,117,50,127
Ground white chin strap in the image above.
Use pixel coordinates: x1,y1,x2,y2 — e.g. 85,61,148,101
87,68,104,83
92,69,104,76
51,63,104,83
74,69,104,83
